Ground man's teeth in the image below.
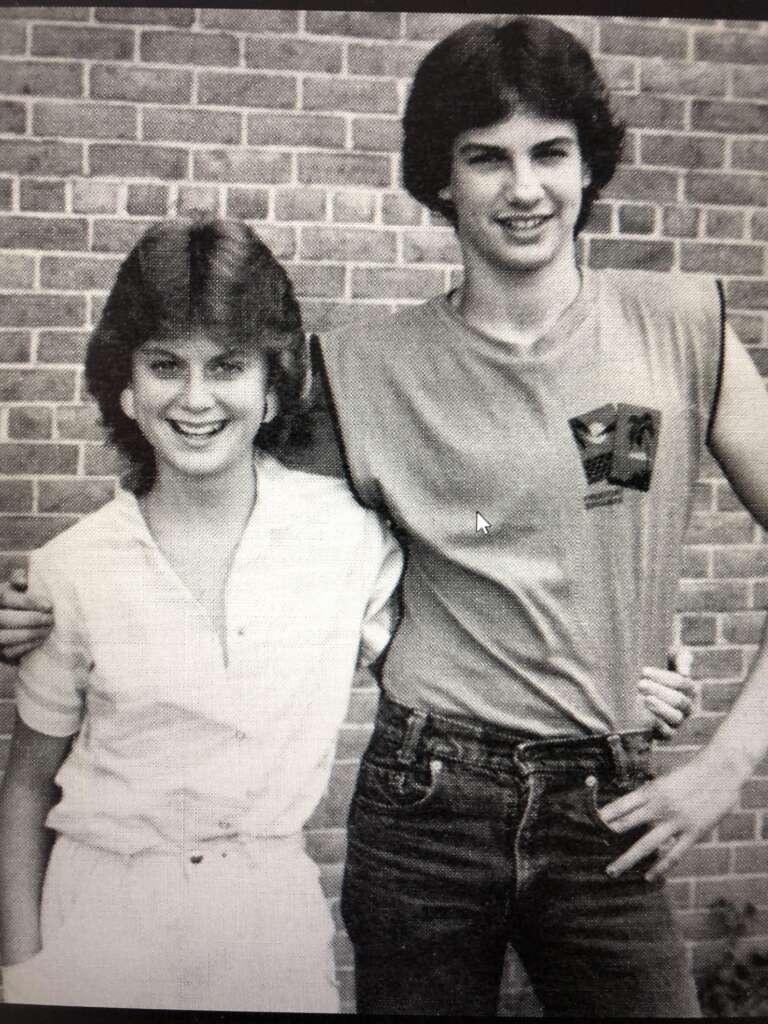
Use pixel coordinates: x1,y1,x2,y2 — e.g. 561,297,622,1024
169,420,226,437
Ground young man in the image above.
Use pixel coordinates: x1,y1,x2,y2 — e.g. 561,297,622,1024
2,16,767,1018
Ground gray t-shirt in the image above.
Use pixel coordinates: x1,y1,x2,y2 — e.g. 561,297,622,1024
320,270,722,736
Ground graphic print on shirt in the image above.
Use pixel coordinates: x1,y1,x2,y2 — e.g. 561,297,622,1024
569,403,661,509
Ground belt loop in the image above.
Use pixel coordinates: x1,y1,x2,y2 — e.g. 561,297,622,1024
396,709,428,765
607,734,631,784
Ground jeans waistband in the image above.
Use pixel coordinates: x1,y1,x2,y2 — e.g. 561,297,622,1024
372,693,654,783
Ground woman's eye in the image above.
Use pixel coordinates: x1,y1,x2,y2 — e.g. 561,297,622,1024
212,360,245,377
149,359,180,375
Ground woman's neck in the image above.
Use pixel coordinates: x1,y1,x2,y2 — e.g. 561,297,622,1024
143,455,258,530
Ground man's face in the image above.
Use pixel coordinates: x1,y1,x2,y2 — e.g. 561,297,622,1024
444,107,591,278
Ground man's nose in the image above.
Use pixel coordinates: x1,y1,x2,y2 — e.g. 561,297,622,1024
503,160,543,205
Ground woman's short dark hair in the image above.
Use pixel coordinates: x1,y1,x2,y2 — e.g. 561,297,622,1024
85,213,312,495
402,16,625,235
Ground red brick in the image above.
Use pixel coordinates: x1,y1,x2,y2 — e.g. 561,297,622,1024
0,212,87,250
0,21,25,55
687,172,768,209
663,206,700,239
734,845,768,874
176,185,220,216
741,779,768,810
193,149,289,185
0,443,78,475
140,30,238,67
91,218,156,254
732,140,768,174
604,166,678,203
714,547,768,578
39,255,120,292
306,760,359,829
288,264,345,300
225,187,269,221
303,77,399,115
91,64,192,104
245,224,295,261
640,133,724,171
752,211,768,243
0,368,76,401
345,686,379,725
402,228,461,265
0,480,33,513
126,184,167,217
0,140,81,176
382,192,422,227
300,227,396,263
56,405,104,442
244,36,342,74
33,100,137,141
143,107,241,145
611,94,685,131
300,299,392,335
617,204,655,235
69,181,117,215
347,41,427,79
600,21,686,59
691,647,744,680
90,144,188,181
0,515,77,551
726,314,763,348
726,280,768,311
640,61,727,98
351,117,402,154
692,100,768,135
0,179,11,210
200,9,299,34
717,811,756,842
0,254,34,290
721,611,765,645
669,844,731,879
0,100,25,134
0,332,32,362
83,444,123,477
37,330,87,364
0,294,85,328
404,12,493,42
677,580,749,612
679,614,717,646
19,179,66,213
274,189,326,223
594,56,636,92
37,478,114,515
297,152,391,188
695,30,768,65
32,25,133,61
352,267,443,300
246,112,344,149
733,66,768,101
588,239,674,273
0,7,88,20
688,512,754,545
95,7,194,27
705,210,745,240
332,191,376,224
198,71,295,109
7,407,52,440
306,11,401,39
681,243,763,277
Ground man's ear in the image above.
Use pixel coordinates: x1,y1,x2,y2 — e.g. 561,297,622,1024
438,186,452,202
120,388,136,421
263,389,278,424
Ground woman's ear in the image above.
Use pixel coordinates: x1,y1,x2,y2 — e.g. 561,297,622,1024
120,387,136,421
263,389,278,424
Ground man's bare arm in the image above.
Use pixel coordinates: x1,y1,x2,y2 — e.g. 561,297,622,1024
601,326,768,878
0,717,70,964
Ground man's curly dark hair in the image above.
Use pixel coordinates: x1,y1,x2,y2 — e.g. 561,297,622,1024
85,214,312,495
402,16,625,235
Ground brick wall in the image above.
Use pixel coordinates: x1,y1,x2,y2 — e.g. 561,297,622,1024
0,8,766,1014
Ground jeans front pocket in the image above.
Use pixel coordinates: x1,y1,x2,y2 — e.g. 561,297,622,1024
353,753,445,815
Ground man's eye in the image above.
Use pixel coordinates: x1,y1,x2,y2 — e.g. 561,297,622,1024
537,147,569,161
466,151,503,165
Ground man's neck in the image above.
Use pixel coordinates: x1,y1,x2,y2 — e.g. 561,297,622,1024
455,252,583,347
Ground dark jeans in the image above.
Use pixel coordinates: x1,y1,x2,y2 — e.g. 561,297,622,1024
341,694,701,1017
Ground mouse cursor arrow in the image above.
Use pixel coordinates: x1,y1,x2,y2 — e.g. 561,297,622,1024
475,511,491,535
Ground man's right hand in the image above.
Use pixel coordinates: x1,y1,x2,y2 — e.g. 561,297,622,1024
0,570,53,664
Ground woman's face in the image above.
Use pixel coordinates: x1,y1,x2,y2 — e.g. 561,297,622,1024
120,328,272,487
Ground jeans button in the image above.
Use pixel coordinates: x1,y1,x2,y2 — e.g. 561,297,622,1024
585,774,597,788
190,852,203,864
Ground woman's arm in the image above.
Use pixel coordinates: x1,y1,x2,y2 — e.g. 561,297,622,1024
0,716,71,965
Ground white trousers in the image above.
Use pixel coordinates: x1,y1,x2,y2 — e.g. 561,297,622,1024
3,833,339,1012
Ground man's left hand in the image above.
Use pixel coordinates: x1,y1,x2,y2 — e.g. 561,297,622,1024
598,755,743,881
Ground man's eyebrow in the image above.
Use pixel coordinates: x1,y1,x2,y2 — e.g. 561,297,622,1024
458,142,506,154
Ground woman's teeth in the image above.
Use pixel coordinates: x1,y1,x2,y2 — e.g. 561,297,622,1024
169,420,227,437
